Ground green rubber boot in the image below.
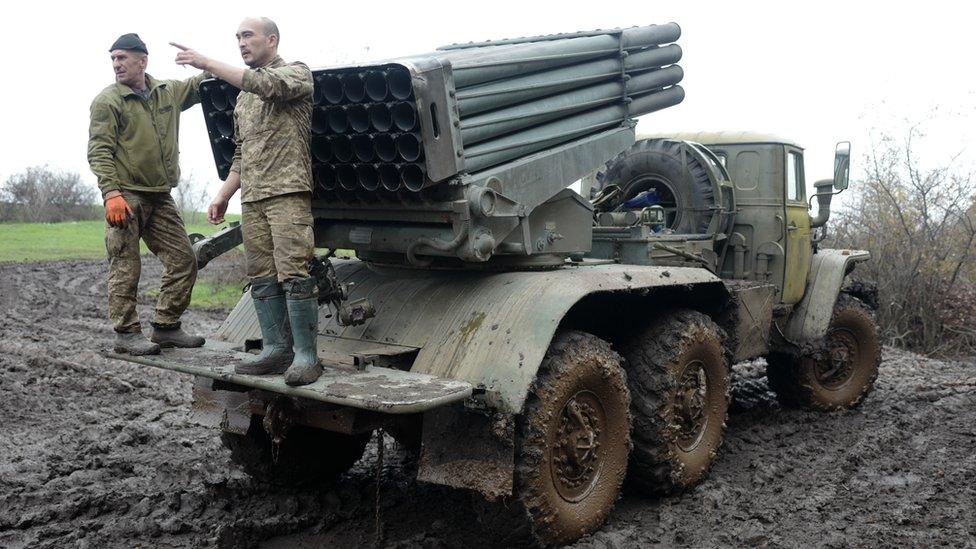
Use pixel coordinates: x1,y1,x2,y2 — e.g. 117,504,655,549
283,277,323,386
236,277,294,375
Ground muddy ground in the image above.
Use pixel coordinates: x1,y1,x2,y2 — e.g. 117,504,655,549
1,258,975,548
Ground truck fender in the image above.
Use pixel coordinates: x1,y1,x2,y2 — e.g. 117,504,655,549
783,248,870,342
210,260,727,499
213,260,725,415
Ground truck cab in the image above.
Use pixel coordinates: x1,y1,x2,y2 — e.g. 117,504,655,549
593,131,851,306
669,131,812,303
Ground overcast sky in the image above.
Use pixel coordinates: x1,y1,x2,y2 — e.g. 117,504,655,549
1,1,973,214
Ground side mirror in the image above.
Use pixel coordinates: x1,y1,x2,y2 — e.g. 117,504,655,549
833,141,851,191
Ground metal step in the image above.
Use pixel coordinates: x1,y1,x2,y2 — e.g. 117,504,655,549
103,343,472,414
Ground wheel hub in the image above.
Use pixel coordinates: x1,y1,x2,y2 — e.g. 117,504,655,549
551,391,605,502
674,360,708,451
817,328,859,389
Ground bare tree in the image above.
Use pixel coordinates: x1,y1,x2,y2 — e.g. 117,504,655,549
830,124,976,355
0,166,98,222
173,174,211,225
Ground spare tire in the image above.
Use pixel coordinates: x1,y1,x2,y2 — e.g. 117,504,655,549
595,138,718,234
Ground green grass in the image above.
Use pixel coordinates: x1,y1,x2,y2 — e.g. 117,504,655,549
0,214,241,262
1,214,353,309
148,279,243,309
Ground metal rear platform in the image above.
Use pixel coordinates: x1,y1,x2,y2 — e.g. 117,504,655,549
103,343,473,414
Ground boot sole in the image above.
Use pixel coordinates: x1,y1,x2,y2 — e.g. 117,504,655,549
235,361,292,376
153,340,206,349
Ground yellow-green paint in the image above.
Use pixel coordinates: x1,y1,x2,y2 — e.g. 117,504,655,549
458,311,487,345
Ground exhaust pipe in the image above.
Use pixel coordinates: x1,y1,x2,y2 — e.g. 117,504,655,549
810,179,835,228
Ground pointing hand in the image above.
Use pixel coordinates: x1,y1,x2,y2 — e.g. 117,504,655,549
170,42,211,71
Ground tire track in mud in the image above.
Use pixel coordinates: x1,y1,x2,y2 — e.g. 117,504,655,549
1,259,974,548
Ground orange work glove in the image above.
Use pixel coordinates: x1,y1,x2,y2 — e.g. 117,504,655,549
104,191,134,228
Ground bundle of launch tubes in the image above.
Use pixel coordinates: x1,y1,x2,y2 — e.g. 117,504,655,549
199,22,684,202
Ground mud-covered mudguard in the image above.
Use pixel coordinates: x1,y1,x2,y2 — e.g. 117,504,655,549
211,259,725,498
783,248,870,343
214,259,726,415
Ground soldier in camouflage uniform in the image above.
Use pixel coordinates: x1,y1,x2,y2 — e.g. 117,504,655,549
88,33,207,356
172,17,322,386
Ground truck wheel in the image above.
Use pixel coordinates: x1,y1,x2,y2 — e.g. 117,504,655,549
514,330,631,546
221,414,371,486
767,294,880,410
620,309,730,495
595,138,716,233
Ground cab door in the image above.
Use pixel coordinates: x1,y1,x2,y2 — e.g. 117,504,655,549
782,147,811,304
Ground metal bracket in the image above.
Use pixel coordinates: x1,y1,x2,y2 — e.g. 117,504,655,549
352,354,377,372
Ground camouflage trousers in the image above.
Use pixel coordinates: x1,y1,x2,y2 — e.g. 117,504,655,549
105,190,196,333
241,191,314,282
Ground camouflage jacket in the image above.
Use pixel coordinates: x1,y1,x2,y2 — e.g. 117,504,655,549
229,56,314,203
88,73,207,197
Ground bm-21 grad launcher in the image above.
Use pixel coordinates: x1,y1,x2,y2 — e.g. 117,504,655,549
200,22,685,267
108,22,880,546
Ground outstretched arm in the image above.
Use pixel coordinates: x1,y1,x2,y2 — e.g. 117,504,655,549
171,42,311,102
171,42,245,88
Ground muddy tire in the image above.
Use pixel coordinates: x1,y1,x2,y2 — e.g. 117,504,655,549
513,330,631,546
595,138,717,233
767,294,880,410
730,375,776,413
620,309,730,495
221,415,370,486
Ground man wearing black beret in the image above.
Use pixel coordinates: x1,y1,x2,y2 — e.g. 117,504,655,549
88,33,209,355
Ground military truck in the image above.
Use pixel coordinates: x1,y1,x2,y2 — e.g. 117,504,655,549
107,24,879,546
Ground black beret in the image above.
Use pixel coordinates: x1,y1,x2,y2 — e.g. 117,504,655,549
110,33,148,55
